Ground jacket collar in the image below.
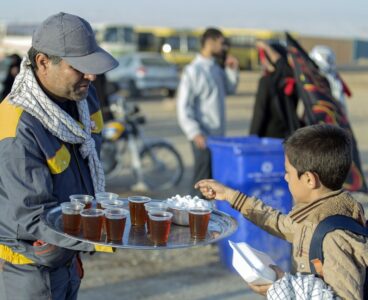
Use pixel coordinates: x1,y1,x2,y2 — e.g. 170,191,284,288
195,54,215,65
289,189,344,223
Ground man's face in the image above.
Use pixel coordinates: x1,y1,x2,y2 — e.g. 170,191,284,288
210,36,226,57
42,59,95,101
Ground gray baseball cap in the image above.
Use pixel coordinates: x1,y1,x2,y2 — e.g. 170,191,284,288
32,12,118,74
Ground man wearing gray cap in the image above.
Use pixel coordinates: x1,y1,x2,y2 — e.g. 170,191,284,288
0,12,118,299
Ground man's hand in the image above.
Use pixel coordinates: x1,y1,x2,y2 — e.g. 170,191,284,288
193,134,207,150
194,179,236,201
255,40,268,50
255,40,280,64
225,55,239,70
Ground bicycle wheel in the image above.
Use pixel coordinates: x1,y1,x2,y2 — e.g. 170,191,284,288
100,140,118,174
139,142,184,190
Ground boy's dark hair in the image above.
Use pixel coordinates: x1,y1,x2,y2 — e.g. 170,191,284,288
201,28,223,48
283,124,352,190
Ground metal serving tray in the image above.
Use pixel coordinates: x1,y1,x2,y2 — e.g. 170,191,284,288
41,199,237,250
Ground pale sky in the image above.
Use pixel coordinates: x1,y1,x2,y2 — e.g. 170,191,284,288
1,0,367,39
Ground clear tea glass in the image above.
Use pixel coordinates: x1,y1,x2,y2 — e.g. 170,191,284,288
148,210,173,246
105,208,129,243
100,199,126,234
128,196,151,226
100,199,126,210
188,208,212,240
70,194,94,209
80,208,105,241
95,192,119,209
144,202,169,234
61,202,85,236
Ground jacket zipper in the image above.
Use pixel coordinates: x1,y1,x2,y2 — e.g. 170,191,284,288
71,144,91,195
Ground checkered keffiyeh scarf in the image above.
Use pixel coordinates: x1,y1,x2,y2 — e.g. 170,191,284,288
267,272,338,300
8,57,105,194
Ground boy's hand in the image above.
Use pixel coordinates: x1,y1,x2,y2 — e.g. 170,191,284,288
247,265,285,296
247,282,272,296
270,264,285,279
194,179,236,201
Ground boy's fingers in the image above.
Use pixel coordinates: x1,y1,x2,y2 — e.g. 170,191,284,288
269,264,284,278
248,283,270,296
194,179,207,188
195,179,212,188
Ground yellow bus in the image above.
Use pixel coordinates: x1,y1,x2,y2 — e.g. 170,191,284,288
93,23,137,57
135,26,201,67
221,28,283,70
135,26,282,69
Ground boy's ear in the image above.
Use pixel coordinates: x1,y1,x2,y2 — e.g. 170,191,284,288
303,171,320,189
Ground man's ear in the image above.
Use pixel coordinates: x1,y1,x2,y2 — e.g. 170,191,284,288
34,53,50,74
303,171,320,189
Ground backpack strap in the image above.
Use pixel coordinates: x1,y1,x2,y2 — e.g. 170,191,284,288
309,214,368,274
309,215,368,300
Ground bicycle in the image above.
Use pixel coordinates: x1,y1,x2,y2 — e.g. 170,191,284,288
101,93,184,191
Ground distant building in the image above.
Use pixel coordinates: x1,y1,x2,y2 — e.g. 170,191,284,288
292,35,368,66
0,23,35,58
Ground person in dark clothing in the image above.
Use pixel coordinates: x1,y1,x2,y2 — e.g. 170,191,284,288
250,41,300,138
1,53,21,100
177,28,239,196
92,73,115,121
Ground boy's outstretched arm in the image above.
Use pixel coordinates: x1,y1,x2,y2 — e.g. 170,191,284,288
195,179,294,242
194,179,237,201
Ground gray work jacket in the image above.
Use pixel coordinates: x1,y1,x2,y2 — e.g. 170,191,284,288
0,86,104,267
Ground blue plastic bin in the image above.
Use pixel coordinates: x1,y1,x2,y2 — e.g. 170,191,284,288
208,136,292,271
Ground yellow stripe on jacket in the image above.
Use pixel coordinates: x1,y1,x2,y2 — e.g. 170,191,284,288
76,109,103,134
0,244,34,264
90,109,104,134
0,98,24,141
47,144,71,174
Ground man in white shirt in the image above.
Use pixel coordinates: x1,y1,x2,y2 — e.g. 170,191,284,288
177,28,239,195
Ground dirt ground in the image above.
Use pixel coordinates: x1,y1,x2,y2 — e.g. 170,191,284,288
78,70,368,300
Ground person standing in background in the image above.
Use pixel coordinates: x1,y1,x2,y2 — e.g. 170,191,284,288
309,45,352,115
1,53,21,101
177,28,239,195
92,73,116,121
250,41,300,138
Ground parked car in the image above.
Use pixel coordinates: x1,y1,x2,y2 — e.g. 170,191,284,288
106,52,179,98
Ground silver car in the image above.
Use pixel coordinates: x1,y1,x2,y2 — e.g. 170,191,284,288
106,52,179,98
